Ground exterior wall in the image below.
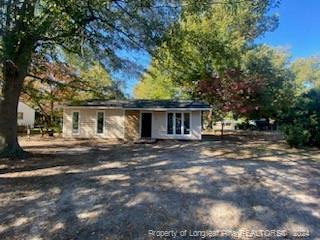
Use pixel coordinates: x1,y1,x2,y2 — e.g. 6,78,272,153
17,102,35,128
62,108,72,137
152,111,202,140
124,110,140,140
63,108,203,140
63,108,125,139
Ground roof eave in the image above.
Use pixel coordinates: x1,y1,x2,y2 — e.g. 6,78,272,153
63,106,211,111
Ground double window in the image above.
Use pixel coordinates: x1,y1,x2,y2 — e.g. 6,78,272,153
72,112,79,134
96,112,105,134
167,112,191,135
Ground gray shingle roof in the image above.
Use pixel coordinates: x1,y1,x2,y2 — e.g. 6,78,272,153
67,99,210,109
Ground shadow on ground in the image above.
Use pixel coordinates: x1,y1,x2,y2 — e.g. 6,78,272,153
0,136,319,239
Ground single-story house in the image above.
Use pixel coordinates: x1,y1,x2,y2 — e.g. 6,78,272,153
63,100,210,140
17,101,36,128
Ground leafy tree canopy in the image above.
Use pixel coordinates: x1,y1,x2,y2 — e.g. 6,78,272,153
134,0,289,120
133,59,188,99
290,57,320,92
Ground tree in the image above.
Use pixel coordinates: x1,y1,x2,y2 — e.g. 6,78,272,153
64,52,123,100
0,0,182,157
22,55,79,135
134,0,283,120
238,45,295,119
21,52,120,135
134,60,187,99
159,0,279,82
290,57,320,92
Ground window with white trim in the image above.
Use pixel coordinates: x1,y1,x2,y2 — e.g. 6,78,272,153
167,112,191,135
72,112,79,134
97,111,104,134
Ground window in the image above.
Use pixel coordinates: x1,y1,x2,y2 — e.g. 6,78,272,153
167,112,191,135
167,113,173,134
175,113,182,134
97,112,104,134
184,113,190,134
72,112,79,134
17,112,24,120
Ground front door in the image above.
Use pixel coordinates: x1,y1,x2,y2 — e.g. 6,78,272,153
141,113,152,138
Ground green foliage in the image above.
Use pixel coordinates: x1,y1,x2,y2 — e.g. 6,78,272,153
280,88,320,147
134,61,188,99
1,1,181,70
65,53,123,100
134,0,288,120
281,125,311,147
290,57,320,92
241,45,295,119
162,0,279,80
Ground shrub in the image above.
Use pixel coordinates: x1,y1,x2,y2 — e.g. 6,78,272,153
281,124,311,147
279,88,320,148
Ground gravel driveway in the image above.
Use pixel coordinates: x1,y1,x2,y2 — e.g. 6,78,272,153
0,136,319,239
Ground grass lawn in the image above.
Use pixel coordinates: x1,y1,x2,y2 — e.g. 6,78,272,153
0,134,319,239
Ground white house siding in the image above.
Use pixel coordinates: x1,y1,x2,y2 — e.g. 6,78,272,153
17,102,35,128
63,108,203,140
63,108,125,139
151,110,202,140
106,109,125,139
62,108,72,137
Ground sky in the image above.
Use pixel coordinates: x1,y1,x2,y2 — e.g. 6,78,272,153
121,0,320,96
257,0,320,59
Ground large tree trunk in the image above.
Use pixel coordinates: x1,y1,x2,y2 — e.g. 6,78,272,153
0,37,33,158
0,2,36,158
0,61,28,158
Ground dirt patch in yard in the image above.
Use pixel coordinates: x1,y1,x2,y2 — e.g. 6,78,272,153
0,135,319,239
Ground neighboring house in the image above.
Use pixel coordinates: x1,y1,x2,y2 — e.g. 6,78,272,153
17,102,36,128
63,100,210,140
